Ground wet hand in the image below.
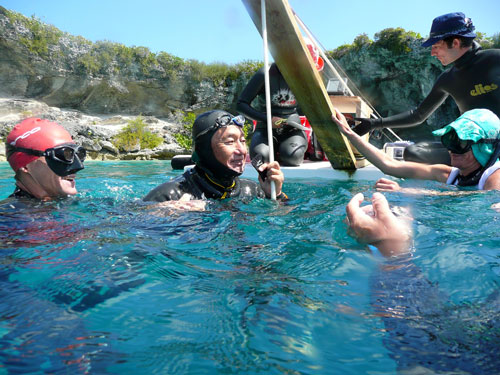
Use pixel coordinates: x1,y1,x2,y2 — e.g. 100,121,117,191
150,194,207,214
258,161,284,198
346,192,412,257
331,109,356,138
374,178,401,192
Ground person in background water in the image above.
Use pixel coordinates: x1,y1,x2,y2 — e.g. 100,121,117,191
143,110,286,202
236,40,324,166
5,117,86,201
333,108,500,191
353,12,500,164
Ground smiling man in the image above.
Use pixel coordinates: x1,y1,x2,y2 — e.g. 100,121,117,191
143,110,286,202
5,118,86,201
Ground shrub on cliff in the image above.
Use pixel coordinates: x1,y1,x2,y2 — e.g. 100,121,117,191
374,28,421,54
174,112,196,152
113,116,163,152
5,10,62,57
187,59,262,86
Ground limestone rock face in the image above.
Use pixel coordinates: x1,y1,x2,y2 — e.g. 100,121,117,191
0,7,248,118
0,98,184,161
333,39,460,141
0,6,467,159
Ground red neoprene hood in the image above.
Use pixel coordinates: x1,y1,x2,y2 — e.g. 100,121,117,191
6,118,73,172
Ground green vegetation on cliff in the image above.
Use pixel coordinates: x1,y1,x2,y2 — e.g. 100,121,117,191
3,8,262,86
5,9,63,57
174,112,196,152
328,27,499,60
113,116,163,151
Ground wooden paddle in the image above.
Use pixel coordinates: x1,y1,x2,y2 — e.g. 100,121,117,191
242,0,368,169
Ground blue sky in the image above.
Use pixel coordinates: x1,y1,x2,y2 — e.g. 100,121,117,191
2,0,499,64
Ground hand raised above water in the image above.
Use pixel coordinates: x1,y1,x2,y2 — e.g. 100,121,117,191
346,192,412,257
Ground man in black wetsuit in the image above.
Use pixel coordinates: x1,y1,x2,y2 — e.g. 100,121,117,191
143,110,286,202
5,117,86,202
236,62,310,166
353,12,500,163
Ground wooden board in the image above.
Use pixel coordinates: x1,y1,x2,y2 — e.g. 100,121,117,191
242,0,358,169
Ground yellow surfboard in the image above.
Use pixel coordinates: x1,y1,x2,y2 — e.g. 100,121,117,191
242,0,370,169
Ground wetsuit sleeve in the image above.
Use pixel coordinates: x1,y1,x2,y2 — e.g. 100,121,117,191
143,181,181,202
236,67,267,123
378,74,449,128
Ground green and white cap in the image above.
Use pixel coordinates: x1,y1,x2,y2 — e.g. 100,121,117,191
433,109,500,166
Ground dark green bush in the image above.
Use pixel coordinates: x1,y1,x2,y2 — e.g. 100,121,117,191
113,116,163,151
6,10,62,56
174,112,196,152
374,28,421,54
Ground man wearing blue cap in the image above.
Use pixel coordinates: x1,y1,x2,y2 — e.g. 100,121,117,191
352,13,500,153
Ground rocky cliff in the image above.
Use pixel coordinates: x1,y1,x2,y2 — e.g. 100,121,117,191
0,6,260,160
329,34,459,142
0,7,471,161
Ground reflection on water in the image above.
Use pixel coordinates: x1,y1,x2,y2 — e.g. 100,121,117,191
0,161,498,374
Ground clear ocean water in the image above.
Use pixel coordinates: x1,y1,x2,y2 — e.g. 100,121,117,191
0,160,498,374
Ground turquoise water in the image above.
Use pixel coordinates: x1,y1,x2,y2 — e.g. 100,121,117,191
0,161,499,374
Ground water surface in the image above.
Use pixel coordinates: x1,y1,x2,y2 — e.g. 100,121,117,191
0,161,498,374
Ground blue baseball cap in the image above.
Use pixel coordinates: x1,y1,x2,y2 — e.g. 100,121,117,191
422,12,476,47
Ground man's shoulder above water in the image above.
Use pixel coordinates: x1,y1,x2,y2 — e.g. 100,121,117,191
143,167,266,203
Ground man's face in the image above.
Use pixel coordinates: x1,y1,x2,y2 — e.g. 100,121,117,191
430,39,463,66
211,125,247,174
25,157,78,197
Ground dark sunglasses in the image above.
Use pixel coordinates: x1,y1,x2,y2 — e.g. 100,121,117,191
195,114,246,139
11,143,87,163
441,130,499,155
441,131,473,154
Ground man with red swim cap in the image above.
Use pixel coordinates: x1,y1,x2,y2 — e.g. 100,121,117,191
5,118,86,200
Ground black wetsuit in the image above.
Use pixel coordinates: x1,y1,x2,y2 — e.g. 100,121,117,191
237,63,308,166
10,187,36,199
379,42,500,165
143,166,270,202
380,42,500,128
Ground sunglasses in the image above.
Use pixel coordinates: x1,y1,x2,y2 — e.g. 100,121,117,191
195,114,246,139
441,131,473,154
441,130,500,155
10,143,86,176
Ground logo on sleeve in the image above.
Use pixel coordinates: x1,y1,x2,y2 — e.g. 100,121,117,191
470,83,498,96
